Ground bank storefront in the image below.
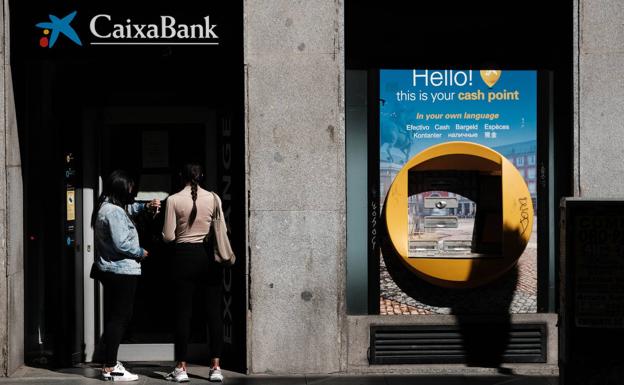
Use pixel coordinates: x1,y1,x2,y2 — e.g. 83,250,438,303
1,0,574,377
9,0,247,372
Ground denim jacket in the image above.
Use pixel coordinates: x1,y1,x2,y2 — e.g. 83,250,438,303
95,201,145,275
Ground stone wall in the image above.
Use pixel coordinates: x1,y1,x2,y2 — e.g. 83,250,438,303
576,0,624,196
0,0,24,376
244,0,346,374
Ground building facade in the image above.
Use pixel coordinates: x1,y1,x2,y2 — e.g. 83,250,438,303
0,0,622,377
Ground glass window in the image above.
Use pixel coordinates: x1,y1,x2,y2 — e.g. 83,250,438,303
528,154,536,165
346,70,369,314
527,167,536,180
516,156,525,166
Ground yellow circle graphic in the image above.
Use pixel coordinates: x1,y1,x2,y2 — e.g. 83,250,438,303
383,141,533,288
43,29,50,35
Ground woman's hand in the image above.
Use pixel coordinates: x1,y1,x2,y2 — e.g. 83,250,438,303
146,199,161,215
139,248,149,262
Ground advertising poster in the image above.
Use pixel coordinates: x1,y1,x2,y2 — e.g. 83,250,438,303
379,69,537,315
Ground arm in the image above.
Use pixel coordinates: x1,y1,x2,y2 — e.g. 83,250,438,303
162,198,176,243
213,193,229,232
108,209,144,259
127,202,145,217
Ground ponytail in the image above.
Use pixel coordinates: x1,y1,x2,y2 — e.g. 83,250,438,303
181,163,203,228
189,180,198,228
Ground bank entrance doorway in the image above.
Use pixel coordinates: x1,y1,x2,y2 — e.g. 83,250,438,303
81,107,220,362
12,0,246,371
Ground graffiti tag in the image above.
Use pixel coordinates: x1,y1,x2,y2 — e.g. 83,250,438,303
519,197,530,235
370,201,378,251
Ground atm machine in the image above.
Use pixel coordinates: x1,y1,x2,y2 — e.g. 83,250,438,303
384,141,534,288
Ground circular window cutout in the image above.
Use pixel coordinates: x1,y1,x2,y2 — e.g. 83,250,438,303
384,141,533,288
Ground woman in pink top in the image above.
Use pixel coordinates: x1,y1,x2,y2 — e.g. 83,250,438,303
162,164,225,383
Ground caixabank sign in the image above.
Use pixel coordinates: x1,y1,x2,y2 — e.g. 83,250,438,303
35,10,219,48
15,1,237,60
377,69,539,314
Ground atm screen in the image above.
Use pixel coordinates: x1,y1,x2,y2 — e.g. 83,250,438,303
407,170,502,259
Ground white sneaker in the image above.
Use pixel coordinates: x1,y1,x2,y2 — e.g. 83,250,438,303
102,361,139,382
209,366,223,382
165,367,190,383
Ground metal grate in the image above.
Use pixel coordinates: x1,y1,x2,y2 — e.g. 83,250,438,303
369,324,547,364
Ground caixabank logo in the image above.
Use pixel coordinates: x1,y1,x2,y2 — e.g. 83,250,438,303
35,10,219,48
36,11,82,48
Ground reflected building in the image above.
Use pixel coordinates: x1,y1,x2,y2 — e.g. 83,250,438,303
493,140,538,209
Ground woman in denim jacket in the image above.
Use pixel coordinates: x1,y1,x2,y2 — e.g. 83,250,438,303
92,170,159,382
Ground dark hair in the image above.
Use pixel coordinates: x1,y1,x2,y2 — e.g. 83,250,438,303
91,170,135,227
181,164,203,228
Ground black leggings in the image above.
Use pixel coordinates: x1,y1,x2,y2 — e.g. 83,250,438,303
101,273,138,367
173,243,223,362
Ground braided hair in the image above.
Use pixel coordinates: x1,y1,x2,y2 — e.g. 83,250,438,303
181,164,203,228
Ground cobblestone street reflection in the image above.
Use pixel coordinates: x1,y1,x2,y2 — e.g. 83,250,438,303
380,221,538,315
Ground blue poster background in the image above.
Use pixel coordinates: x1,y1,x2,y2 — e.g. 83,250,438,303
379,69,537,202
378,69,538,315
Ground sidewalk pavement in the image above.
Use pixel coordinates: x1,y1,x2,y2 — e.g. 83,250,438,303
0,364,558,385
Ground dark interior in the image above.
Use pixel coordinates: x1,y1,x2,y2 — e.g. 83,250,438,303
11,0,246,370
